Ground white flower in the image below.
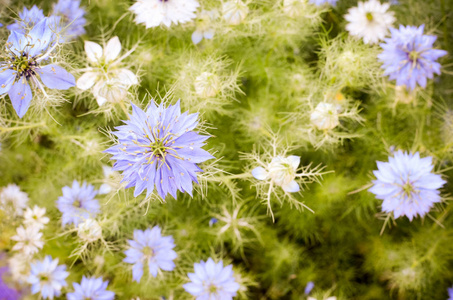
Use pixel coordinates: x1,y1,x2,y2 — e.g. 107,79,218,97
11,225,44,256
223,0,249,25
252,155,301,192
129,0,200,28
192,10,217,44
310,102,340,130
9,253,32,283
77,36,138,106
194,71,221,98
77,219,102,243
0,184,29,217
344,0,395,44
24,205,50,230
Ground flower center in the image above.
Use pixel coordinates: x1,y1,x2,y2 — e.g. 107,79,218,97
148,138,169,160
73,199,83,208
408,50,420,62
208,283,218,294
142,246,155,259
11,53,38,79
366,12,374,21
402,182,415,198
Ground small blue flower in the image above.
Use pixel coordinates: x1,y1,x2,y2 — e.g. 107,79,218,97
27,256,69,300
309,0,338,6
183,258,240,300
67,276,115,300
378,25,447,90
7,5,45,33
369,150,446,221
209,217,218,227
52,0,87,40
123,226,177,283
105,101,214,199
56,180,100,226
304,281,315,295
0,18,76,118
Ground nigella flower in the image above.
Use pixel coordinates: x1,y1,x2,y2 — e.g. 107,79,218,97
310,103,340,130
104,101,214,199
7,5,45,33
344,0,395,44
0,184,28,217
23,205,50,230
378,25,447,90
222,0,249,25
67,276,115,300
309,0,338,6
252,155,301,193
192,10,217,45
52,0,87,40
0,18,76,118
369,151,446,221
27,256,69,300
123,226,177,282
183,258,240,299
11,225,44,256
129,0,200,28
56,180,100,226
77,219,103,243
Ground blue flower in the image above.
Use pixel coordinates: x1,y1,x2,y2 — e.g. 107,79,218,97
7,5,45,33
27,256,69,300
52,0,87,40
56,180,100,226
67,276,115,300
378,25,447,90
0,18,76,118
105,101,214,199
304,281,314,295
183,258,240,300
123,226,177,283
309,0,338,6
448,286,453,300
369,150,446,221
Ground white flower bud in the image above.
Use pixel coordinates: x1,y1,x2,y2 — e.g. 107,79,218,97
77,219,102,243
222,0,249,25
310,103,340,130
252,156,301,193
194,72,221,98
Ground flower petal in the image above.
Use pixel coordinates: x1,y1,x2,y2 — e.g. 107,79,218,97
76,72,98,90
84,41,103,63
9,77,33,118
252,167,268,180
38,64,76,90
104,36,122,62
0,68,16,94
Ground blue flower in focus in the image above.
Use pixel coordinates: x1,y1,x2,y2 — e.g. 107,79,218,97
56,180,100,226
0,266,21,300
369,150,446,221
52,0,87,40
7,5,45,33
378,25,447,90
183,258,240,300
309,0,338,6
0,18,76,118
105,101,214,199
27,256,69,300
67,276,115,300
123,226,177,282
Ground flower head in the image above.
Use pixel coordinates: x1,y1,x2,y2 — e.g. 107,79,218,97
345,0,395,44
67,276,115,300
252,155,301,193
56,180,100,226
309,0,338,6
378,25,447,90
27,256,69,300
310,102,340,130
52,0,87,40
77,219,102,243
7,5,45,33
23,205,50,230
194,71,220,98
123,226,177,282
129,0,200,28
1,18,76,118
11,225,44,256
0,184,28,216
369,151,446,221
77,36,138,106
183,258,240,300
192,10,217,45
105,101,214,199
222,0,249,25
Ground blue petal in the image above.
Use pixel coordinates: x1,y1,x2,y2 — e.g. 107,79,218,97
8,77,33,118
0,68,17,94
38,64,75,90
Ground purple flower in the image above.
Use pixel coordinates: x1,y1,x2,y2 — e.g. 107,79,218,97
448,286,453,300
52,0,87,40
7,5,45,33
183,258,240,300
309,0,338,6
67,276,115,300
369,150,446,221
27,256,69,300
123,226,177,282
56,180,100,226
0,18,76,118
378,25,447,90
0,266,21,300
105,101,214,199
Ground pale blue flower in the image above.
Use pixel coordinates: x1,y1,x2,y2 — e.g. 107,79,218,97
105,101,214,199
183,258,240,300
7,5,45,33
369,150,446,221
27,256,69,300
67,276,115,300
56,180,100,226
378,25,447,90
123,226,177,282
52,0,87,40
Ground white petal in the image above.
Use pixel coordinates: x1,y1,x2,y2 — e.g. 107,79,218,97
76,72,98,90
93,82,107,106
282,180,300,193
191,30,203,45
287,155,300,170
84,41,103,63
252,167,268,180
115,69,138,86
104,36,122,63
